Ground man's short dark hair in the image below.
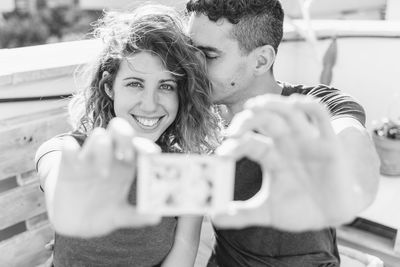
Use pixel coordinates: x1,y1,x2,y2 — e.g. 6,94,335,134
186,0,284,54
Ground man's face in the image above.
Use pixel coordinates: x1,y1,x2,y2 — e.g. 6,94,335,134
188,14,254,106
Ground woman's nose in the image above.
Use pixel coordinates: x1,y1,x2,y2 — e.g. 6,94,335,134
140,89,158,113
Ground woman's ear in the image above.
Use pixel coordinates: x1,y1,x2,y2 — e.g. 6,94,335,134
104,83,113,99
253,45,275,75
102,71,113,99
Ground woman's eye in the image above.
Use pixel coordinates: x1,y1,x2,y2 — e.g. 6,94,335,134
160,84,175,91
126,81,143,88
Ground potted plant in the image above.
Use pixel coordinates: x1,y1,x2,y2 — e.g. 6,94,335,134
373,118,400,176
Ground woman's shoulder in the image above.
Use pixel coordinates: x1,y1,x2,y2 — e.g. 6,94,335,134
34,131,87,171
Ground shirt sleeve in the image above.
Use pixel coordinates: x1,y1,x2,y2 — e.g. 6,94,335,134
35,131,86,172
34,135,68,172
307,85,366,126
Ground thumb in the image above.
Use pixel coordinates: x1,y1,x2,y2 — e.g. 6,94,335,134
212,189,270,229
212,204,253,229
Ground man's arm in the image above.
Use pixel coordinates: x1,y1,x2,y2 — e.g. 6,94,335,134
328,117,380,223
212,95,380,230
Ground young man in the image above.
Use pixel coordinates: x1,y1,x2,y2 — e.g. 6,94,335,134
186,0,380,266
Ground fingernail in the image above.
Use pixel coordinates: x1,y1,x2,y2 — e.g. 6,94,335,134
115,148,134,162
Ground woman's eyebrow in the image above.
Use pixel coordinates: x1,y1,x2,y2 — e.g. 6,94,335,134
159,79,177,83
123,77,144,82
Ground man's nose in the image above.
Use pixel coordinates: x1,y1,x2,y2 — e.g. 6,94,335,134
140,89,158,113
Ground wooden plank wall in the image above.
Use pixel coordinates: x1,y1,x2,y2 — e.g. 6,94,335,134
0,107,71,267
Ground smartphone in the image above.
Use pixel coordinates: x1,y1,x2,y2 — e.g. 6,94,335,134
137,153,235,215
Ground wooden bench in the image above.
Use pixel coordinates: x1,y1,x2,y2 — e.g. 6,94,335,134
0,107,70,267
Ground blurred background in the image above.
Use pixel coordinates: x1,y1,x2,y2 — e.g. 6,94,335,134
0,0,184,48
1,0,399,125
0,0,398,49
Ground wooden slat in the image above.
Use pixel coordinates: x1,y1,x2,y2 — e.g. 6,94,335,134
0,183,46,230
26,213,49,231
0,222,26,242
0,155,37,182
17,169,39,186
0,107,70,181
0,224,53,267
0,176,18,193
0,107,66,128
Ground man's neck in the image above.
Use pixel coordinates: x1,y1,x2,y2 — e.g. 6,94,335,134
225,78,283,120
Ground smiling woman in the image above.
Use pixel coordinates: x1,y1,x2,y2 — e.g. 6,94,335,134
33,4,221,267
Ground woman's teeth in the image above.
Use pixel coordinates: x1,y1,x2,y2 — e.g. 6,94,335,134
134,116,161,127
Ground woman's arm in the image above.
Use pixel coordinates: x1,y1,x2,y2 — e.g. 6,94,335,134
36,119,161,238
162,216,203,267
35,136,66,222
36,150,62,222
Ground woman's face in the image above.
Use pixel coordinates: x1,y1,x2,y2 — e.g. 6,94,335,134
111,52,179,142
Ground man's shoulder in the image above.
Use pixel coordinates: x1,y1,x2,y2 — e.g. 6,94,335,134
281,82,341,97
280,82,366,127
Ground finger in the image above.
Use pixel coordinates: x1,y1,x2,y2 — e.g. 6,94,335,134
244,93,312,109
60,136,80,166
81,128,113,175
214,141,272,230
244,93,281,108
113,205,161,228
107,118,136,164
216,132,285,172
212,210,254,229
216,132,269,158
80,127,106,160
246,95,317,138
212,168,271,229
132,137,162,155
226,109,291,139
294,100,335,139
212,198,270,228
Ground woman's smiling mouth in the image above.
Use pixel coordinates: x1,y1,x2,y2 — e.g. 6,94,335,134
131,115,164,129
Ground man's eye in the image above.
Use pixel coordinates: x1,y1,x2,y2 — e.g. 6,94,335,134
127,82,143,88
160,84,175,91
205,53,218,60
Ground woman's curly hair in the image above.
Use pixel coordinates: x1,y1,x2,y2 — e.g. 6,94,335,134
70,4,221,153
